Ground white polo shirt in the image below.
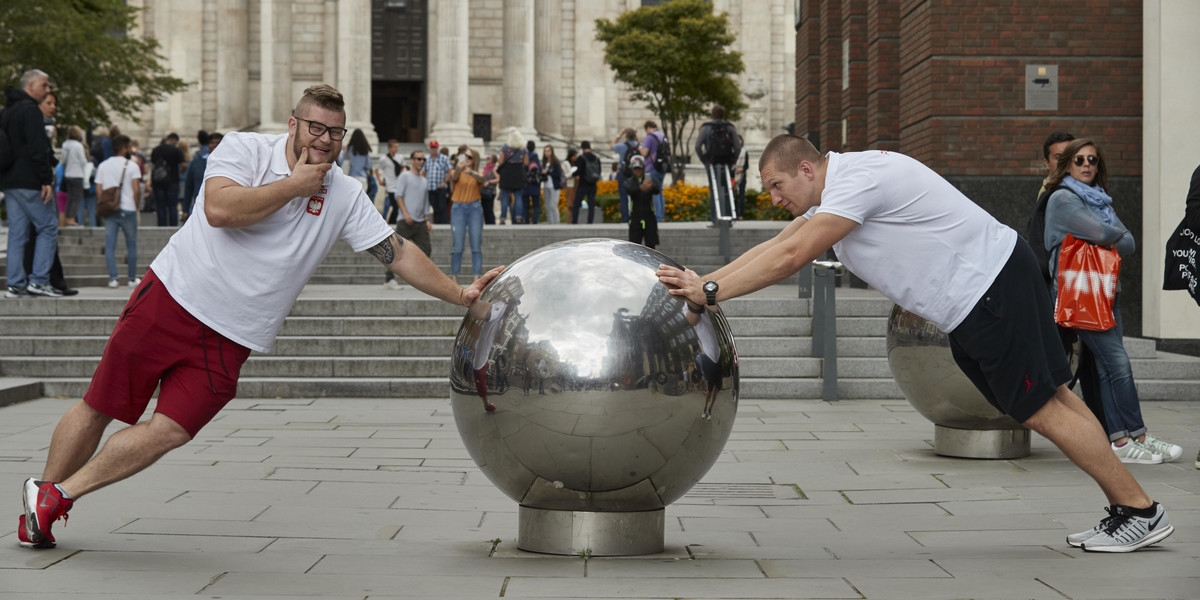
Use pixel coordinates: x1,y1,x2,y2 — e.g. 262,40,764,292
804,151,1017,332
150,132,394,352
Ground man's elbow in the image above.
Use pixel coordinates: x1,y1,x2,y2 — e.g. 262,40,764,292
204,194,235,227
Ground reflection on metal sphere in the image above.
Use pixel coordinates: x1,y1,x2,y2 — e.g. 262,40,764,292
886,304,1030,459
450,239,739,555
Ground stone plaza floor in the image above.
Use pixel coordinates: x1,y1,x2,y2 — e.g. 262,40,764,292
1,394,1198,599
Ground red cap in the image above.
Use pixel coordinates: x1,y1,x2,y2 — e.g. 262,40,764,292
429,140,439,148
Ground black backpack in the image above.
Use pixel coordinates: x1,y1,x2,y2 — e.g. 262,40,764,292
1027,186,1058,287
652,131,671,173
580,152,602,184
708,121,736,164
525,161,542,187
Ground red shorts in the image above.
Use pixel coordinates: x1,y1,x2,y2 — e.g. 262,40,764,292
84,269,252,438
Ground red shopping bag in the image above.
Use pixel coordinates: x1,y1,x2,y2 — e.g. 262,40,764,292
1054,234,1120,331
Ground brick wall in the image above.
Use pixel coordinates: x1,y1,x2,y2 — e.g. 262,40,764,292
794,0,1142,176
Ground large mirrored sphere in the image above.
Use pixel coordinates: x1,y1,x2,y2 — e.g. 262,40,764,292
450,239,739,513
886,304,1022,430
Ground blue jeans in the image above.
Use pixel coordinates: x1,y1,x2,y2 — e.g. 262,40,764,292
105,210,139,280
450,200,483,276
383,192,398,223
573,183,597,223
77,191,98,227
1075,296,1145,442
154,181,179,226
499,188,524,223
650,170,666,222
522,187,541,224
4,188,58,288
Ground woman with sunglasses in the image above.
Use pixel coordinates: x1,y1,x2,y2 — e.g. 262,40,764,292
1043,138,1182,465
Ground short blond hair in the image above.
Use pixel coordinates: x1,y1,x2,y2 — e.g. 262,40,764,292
758,134,825,176
295,84,345,115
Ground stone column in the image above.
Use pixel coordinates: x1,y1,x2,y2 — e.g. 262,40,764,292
427,0,481,147
1143,0,1200,339
501,0,538,140
337,0,377,147
533,0,562,137
258,0,292,133
216,0,249,132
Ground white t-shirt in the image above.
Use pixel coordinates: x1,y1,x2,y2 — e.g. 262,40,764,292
804,151,1017,332
95,156,140,212
149,132,394,352
379,154,402,194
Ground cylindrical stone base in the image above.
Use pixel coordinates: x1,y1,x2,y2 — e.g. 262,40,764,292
934,425,1031,459
517,506,664,556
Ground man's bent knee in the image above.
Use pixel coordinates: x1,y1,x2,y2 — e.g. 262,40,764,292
147,413,193,451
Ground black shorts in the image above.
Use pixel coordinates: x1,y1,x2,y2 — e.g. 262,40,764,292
946,238,1072,424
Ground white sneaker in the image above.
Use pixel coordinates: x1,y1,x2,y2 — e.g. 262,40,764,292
26,283,62,298
107,279,119,288
1112,440,1162,465
383,279,402,290
128,278,141,288
1140,435,1183,462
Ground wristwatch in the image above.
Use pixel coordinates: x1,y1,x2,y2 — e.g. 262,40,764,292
703,280,719,306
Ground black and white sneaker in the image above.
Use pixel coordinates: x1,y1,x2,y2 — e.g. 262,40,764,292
1080,503,1173,552
26,283,63,298
5,286,30,299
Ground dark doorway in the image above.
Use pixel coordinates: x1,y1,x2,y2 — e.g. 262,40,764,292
373,81,424,144
372,0,427,143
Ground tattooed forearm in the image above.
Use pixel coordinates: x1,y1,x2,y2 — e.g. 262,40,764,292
367,233,403,266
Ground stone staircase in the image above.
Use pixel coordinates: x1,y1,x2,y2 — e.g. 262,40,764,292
31,222,799,288
2,224,1198,404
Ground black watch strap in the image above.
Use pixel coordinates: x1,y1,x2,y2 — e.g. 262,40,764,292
686,302,704,314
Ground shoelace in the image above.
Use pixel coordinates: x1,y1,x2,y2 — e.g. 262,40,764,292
1101,507,1132,536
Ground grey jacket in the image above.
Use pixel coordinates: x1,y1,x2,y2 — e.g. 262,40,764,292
1044,187,1134,296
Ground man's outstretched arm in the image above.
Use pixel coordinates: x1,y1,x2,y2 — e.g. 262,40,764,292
367,233,502,306
658,213,858,306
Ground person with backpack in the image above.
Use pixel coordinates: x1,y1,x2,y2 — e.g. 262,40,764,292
149,133,185,226
573,141,602,224
611,128,639,223
694,104,742,224
496,130,528,225
641,120,669,222
3,69,60,298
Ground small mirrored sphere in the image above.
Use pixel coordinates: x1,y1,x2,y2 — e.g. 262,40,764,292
886,304,1022,430
450,239,739,512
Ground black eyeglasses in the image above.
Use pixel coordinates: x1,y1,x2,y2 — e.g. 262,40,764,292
293,115,348,141
411,157,426,162
1072,155,1099,167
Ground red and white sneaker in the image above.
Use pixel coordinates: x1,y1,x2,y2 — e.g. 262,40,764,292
22,479,72,546
17,514,55,548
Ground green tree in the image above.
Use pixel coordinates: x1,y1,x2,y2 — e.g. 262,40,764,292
595,0,746,176
0,0,187,132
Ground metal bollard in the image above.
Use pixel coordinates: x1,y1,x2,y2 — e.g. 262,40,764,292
811,260,844,402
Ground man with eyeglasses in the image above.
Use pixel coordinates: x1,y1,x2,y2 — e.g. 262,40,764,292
17,84,502,550
658,134,1174,553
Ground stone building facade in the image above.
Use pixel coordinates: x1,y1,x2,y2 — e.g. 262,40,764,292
118,0,795,171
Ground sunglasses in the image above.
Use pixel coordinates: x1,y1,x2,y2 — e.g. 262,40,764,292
1072,155,1099,167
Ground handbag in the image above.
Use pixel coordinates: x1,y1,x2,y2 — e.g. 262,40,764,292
1163,216,1200,306
97,158,130,218
1054,233,1120,331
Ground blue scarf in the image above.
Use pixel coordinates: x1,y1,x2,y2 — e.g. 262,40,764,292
1061,175,1116,226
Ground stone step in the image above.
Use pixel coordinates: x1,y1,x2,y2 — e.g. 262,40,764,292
32,374,1200,401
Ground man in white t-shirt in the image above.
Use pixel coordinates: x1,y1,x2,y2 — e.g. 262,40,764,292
94,135,143,288
19,85,502,550
657,134,1172,554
